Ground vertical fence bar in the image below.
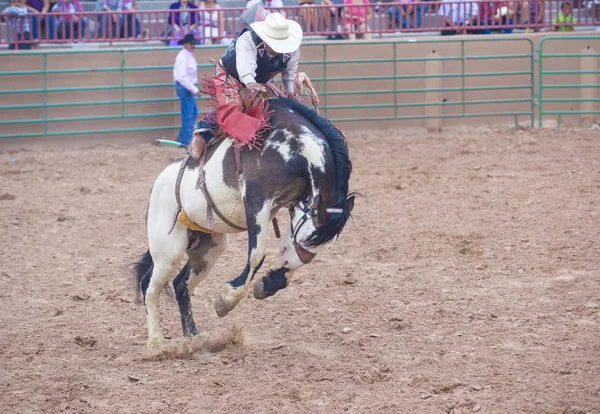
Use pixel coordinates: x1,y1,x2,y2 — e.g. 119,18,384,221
393,42,397,119
538,38,544,127
43,53,48,135
529,39,535,128
121,50,125,117
323,43,327,117
461,40,465,115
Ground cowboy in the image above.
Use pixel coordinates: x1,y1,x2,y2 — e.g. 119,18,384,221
190,12,302,159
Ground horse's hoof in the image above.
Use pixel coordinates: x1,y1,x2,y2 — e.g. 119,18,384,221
215,293,235,317
147,335,164,350
253,277,270,300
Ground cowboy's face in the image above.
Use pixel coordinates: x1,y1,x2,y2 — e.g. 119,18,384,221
184,42,195,52
265,44,279,56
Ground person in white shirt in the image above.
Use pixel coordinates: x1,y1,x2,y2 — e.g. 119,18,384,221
173,33,201,145
440,0,479,34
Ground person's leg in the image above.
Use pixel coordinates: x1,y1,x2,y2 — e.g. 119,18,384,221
361,23,372,39
175,83,195,145
345,23,356,40
47,15,55,39
31,15,39,40
21,31,33,49
80,17,87,39
503,17,514,33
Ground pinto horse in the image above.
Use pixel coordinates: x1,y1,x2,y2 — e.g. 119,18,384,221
134,97,354,349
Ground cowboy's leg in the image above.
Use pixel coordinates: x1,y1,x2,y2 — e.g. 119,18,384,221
214,184,272,317
191,111,215,158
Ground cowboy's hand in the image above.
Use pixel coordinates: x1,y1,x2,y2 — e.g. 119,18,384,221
286,92,297,100
246,82,267,94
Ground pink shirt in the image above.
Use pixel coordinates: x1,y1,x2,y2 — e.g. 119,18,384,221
343,0,370,24
173,49,199,94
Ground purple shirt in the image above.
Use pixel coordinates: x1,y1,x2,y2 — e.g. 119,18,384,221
26,0,45,11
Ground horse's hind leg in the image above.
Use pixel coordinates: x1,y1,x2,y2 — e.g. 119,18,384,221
144,224,188,349
173,232,229,337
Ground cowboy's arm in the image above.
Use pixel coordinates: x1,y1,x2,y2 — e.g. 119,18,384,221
235,31,260,87
281,49,300,95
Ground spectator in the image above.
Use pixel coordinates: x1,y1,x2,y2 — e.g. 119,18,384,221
298,0,317,33
122,0,141,37
439,0,479,35
521,0,543,32
25,0,49,41
197,0,229,44
388,0,429,30
3,0,33,49
168,0,199,44
247,0,285,15
97,0,123,39
173,33,201,145
343,0,372,40
51,0,87,40
478,1,514,33
588,0,599,28
322,0,344,39
553,0,575,31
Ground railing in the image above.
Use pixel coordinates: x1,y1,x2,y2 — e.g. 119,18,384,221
538,35,600,127
0,37,535,140
1,0,599,47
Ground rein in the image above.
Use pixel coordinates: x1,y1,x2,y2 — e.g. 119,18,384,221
288,199,344,264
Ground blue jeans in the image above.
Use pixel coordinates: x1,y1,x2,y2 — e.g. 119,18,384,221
388,5,428,28
57,17,87,39
125,14,141,37
175,82,198,145
8,31,32,49
96,14,123,38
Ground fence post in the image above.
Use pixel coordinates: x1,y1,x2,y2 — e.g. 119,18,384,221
425,49,442,132
580,45,598,125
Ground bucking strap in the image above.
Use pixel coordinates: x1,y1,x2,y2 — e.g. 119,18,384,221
197,147,247,232
168,153,192,235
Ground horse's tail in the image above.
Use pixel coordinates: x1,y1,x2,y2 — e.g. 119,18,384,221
134,250,153,301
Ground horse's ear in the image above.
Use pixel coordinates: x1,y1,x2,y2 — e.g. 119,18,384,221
346,195,356,214
317,194,327,223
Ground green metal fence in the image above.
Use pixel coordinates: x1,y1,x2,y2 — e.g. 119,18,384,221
0,38,535,140
538,36,600,127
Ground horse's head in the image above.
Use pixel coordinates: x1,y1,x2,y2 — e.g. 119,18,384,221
280,195,355,269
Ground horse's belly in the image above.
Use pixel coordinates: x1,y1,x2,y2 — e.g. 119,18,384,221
180,164,247,234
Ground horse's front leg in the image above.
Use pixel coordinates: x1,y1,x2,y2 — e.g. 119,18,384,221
254,227,307,299
214,195,272,317
253,266,296,299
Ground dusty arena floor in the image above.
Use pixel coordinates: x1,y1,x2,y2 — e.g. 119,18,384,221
1,125,599,414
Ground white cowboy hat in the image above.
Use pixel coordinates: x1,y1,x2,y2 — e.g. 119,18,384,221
250,12,302,54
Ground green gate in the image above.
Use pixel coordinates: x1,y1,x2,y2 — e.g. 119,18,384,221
0,38,535,140
538,36,600,127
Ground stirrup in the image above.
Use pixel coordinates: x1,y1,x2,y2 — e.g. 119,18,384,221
193,127,210,135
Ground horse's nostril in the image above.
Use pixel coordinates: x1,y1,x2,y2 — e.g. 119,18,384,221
283,261,288,266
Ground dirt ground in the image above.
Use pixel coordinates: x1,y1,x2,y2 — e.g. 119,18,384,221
1,125,599,414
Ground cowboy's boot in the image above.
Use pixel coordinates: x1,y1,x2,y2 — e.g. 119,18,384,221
191,128,212,159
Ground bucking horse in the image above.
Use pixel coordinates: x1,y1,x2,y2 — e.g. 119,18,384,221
134,97,354,349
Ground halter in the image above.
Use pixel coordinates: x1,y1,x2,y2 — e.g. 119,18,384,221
288,199,343,264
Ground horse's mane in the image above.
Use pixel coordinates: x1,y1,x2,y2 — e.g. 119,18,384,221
272,97,353,246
